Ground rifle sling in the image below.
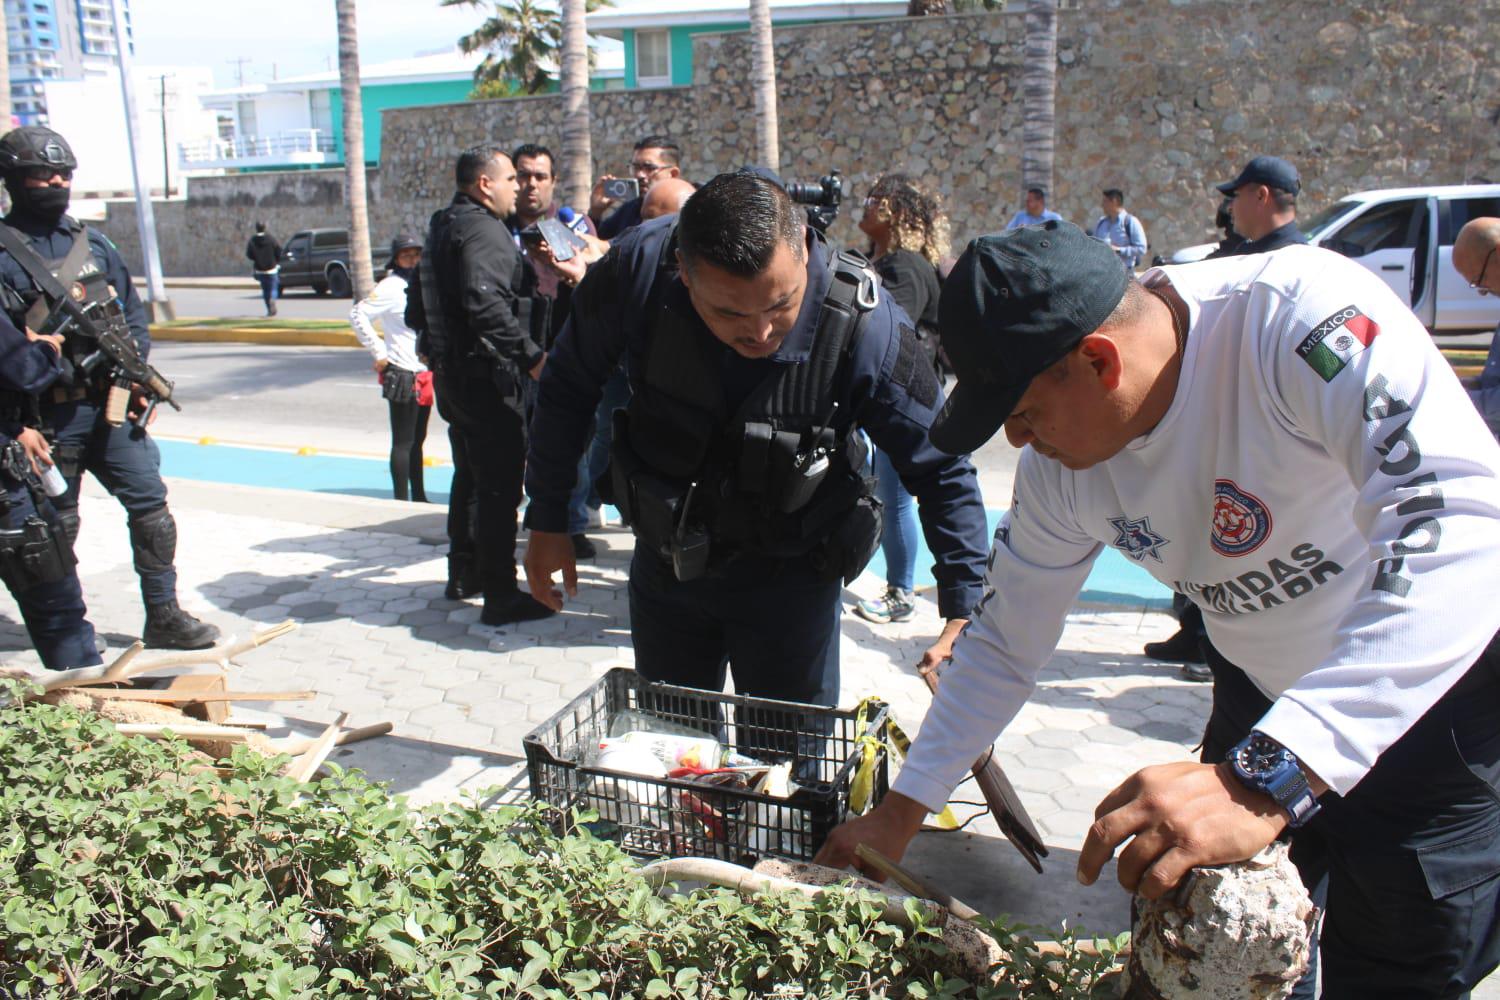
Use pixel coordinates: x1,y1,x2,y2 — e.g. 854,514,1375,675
0,223,92,332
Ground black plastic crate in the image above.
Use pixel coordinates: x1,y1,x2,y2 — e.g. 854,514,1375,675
523,668,889,863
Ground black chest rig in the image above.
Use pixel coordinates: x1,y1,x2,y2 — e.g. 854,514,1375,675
606,232,885,582
0,222,117,395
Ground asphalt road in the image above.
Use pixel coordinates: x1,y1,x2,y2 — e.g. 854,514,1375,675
148,285,356,322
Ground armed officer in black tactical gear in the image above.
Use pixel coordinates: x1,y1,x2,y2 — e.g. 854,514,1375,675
419,143,554,626
0,126,219,650
525,171,989,706
0,307,102,668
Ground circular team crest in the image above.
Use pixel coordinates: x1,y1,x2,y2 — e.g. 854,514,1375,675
1211,479,1272,557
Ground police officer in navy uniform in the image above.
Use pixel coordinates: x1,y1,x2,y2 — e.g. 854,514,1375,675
0,126,218,650
524,171,989,705
0,308,102,668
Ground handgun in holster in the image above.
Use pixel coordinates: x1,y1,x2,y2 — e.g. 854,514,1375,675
0,514,75,591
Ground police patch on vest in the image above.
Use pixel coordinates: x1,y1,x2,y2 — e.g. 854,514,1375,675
1211,478,1273,557
1295,305,1380,382
1107,513,1169,563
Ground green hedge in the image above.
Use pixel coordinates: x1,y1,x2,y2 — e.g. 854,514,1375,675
0,683,1120,998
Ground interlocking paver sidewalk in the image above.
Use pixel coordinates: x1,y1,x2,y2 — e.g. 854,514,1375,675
0,476,1213,937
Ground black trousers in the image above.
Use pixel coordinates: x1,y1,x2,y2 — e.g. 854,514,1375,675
386,397,430,502
435,371,527,601
1201,632,1500,999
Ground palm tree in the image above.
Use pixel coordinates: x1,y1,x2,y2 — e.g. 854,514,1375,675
335,0,375,301
559,0,592,209
443,0,561,96
1021,0,1057,200
748,0,779,170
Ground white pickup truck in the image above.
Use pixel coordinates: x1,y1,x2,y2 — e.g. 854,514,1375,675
1171,184,1500,333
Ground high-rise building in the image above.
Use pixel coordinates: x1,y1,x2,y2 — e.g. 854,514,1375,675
5,0,133,124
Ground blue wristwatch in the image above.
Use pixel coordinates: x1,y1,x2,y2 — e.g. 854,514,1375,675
1227,731,1321,828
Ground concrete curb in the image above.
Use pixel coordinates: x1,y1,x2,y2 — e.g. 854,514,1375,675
151,324,361,347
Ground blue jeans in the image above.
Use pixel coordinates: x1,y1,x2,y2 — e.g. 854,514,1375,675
567,369,632,534
872,448,917,592
1,476,100,669
43,397,175,606
254,271,279,308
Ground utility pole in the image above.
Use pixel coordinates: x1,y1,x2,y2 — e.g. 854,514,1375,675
110,0,174,320
152,72,171,197
227,56,251,87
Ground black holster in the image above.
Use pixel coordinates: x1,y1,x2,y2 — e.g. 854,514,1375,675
0,514,75,591
606,410,710,581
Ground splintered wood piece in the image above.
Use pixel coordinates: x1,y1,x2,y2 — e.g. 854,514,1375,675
113,723,253,741
165,674,230,724
221,719,270,730
84,689,316,704
855,844,982,922
277,721,393,756
286,712,347,783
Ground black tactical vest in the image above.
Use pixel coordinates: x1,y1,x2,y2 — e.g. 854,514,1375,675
607,230,884,581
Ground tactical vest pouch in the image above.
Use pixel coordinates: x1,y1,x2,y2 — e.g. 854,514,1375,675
738,421,822,512
607,410,709,579
51,441,85,480
810,492,883,586
0,514,75,592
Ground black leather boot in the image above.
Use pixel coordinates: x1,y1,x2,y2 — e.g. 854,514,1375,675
142,599,221,650
1143,626,1206,664
444,556,481,600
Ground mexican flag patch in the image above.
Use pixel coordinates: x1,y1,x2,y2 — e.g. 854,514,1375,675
1295,305,1381,382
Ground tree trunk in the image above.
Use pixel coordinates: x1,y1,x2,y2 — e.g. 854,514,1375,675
336,0,375,301
748,0,780,170
1021,0,1057,201
559,0,592,210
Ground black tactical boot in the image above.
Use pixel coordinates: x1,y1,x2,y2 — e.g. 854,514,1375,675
1143,626,1205,665
480,589,555,627
142,599,221,650
444,558,481,601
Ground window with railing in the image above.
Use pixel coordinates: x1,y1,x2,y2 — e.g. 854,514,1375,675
178,130,337,164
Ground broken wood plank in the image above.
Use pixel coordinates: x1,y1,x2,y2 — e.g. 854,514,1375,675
82,689,316,704
113,723,253,741
285,712,347,783
278,721,393,757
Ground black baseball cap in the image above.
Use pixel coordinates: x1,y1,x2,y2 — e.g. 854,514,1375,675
1216,155,1300,196
929,220,1129,456
386,233,423,267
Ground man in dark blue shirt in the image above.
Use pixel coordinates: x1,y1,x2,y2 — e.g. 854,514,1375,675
0,126,218,650
525,171,989,705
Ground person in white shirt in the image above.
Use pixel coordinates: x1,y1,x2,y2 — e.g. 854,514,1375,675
817,221,1500,997
350,234,431,502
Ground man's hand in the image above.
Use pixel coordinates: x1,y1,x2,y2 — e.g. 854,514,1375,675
524,529,577,612
127,385,160,426
24,326,64,355
589,175,618,220
813,792,929,880
1076,761,1291,900
918,617,968,672
529,355,546,381
533,242,589,287
15,427,53,476
374,358,390,376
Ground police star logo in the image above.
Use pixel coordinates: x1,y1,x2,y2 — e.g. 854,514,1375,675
1107,514,1169,563
1211,479,1272,557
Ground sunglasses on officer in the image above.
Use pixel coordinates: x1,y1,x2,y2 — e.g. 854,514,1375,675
22,166,72,182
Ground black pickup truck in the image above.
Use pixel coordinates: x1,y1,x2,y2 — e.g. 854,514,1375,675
278,228,379,298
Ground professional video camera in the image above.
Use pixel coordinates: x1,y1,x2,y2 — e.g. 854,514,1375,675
785,170,844,234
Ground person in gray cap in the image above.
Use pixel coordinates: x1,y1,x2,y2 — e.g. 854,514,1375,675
816,219,1500,997
1218,154,1308,254
350,234,429,501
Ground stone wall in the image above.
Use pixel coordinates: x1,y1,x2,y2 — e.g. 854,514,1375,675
101,0,1500,276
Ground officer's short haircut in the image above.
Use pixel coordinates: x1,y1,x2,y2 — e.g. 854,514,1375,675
1026,186,1046,200
1272,189,1297,211
455,144,510,188
635,135,681,166
512,143,553,175
678,172,803,277
1102,188,1125,204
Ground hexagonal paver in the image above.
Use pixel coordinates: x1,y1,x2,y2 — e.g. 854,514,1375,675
1025,728,1084,750
500,676,562,705
397,608,447,628
1080,724,1140,746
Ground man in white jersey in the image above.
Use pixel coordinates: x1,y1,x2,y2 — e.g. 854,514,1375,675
817,220,1500,997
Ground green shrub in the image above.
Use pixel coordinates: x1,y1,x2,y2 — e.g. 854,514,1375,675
0,681,1120,998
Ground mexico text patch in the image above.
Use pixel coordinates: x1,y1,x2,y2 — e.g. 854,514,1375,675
1295,305,1380,382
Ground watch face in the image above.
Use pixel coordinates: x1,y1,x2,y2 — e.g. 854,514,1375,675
1238,733,1285,775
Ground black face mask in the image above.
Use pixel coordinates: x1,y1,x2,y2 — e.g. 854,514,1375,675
391,264,417,282
7,182,72,225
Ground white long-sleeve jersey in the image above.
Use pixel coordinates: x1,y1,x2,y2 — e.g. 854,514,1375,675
895,245,1500,812
349,272,425,374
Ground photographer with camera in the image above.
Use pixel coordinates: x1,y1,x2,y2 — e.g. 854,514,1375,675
524,170,989,706
0,308,101,668
589,136,684,240
0,126,218,651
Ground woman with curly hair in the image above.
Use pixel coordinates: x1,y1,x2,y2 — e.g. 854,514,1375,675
853,173,949,625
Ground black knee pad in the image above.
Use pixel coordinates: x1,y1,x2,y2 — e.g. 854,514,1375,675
128,506,177,574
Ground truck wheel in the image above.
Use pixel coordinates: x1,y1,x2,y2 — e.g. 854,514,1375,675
327,264,352,298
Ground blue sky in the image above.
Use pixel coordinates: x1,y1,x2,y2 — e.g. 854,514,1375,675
132,0,496,87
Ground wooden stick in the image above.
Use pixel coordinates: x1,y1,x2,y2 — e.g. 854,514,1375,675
277,721,393,756
82,690,316,704
113,724,252,741
855,844,982,922
221,719,271,730
285,712,347,783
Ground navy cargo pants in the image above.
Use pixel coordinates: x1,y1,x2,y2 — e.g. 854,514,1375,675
1202,632,1500,999
1,476,100,669
43,397,175,606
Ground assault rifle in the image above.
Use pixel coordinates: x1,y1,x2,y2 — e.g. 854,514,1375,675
48,295,180,428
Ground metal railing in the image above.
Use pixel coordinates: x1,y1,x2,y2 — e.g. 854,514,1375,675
178,130,336,165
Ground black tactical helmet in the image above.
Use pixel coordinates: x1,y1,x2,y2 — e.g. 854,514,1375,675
0,126,78,175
